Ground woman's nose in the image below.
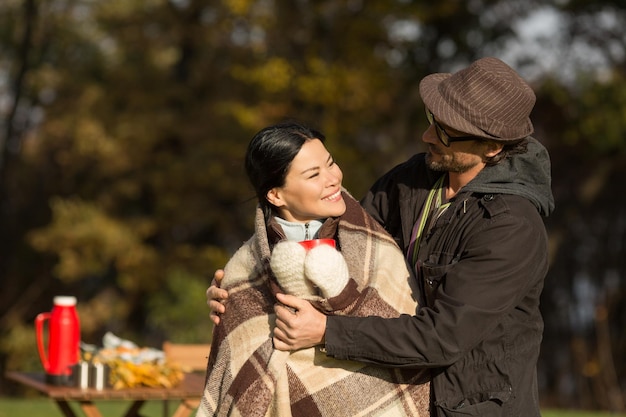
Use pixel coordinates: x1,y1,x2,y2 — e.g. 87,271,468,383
326,167,342,185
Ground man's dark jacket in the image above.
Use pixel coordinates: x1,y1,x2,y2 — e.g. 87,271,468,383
324,137,555,417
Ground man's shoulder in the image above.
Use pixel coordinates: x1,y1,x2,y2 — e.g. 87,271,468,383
477,193,544,225
391,152,427,172
376,153,433,184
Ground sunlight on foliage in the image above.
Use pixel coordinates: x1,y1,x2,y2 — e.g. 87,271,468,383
296,58,337,106
224,0,254,15
296,58,377,111
28,198,157,282
77,289,131,335
75,118,120,160
97,0,163,18
151,46,181,70
217,101,290,130
231,57,294,93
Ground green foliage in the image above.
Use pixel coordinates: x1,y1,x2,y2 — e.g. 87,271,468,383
536,72,626,153
28,198,157,283
0,322,41,373
147,268,213,344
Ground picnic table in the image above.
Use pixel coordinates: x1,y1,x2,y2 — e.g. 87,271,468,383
5,370,205,417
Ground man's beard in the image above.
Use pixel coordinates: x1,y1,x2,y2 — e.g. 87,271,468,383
426,151,478,173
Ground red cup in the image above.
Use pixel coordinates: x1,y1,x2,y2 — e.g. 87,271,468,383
298,239,336,251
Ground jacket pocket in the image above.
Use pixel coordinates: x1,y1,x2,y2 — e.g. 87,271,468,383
435,388,511,417
419,257,458,307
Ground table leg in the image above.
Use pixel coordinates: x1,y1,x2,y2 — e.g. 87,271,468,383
55,400,79,417
77,401,104,417
171,399,200,417
57,400,145,417
122,400,146,417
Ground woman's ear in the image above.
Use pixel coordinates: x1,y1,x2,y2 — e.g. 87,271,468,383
266,188,285,208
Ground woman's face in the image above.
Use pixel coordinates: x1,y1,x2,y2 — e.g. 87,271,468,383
267,139,346,223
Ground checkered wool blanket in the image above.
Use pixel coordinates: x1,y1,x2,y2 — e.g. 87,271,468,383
197,193,430,417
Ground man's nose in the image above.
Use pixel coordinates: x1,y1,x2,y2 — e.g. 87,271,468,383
422,124,438,144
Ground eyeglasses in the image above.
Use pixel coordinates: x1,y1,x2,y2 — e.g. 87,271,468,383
425,109,476,147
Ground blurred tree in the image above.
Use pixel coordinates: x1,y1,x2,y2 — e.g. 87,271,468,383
533,71,626,411
527,1,626,411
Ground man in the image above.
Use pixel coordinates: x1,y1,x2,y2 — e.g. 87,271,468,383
209,57,554,416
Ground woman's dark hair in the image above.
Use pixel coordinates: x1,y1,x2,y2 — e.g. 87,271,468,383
245,122,325,221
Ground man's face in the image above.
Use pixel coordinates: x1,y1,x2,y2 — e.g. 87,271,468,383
422,121,487,173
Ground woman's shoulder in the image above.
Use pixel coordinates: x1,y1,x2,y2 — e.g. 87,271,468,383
338,191,399,246
222,236,259,287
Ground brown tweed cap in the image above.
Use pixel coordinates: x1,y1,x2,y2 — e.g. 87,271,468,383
419,57,536,142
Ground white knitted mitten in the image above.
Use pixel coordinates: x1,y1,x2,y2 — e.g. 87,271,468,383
270,241,316,297
304,245,350,298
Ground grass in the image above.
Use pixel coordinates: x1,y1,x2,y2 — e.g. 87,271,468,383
0,398,188,416
1,398,625,417
543,412,626,417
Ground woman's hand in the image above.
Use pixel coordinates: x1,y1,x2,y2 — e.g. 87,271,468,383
207,269,229,325
273,293,327,351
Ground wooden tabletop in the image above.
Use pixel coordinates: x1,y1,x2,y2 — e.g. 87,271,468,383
5,371,205,401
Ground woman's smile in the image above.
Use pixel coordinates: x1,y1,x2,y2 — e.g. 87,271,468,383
322,190,343,202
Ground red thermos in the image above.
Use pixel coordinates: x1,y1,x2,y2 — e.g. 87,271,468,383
35,296,81,385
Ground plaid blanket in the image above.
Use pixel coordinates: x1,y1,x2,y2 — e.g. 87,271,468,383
197,193,430,417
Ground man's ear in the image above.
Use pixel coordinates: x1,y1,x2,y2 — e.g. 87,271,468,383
484,141,504,158
266,188,285,208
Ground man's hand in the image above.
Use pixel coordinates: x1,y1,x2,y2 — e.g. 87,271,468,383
273,293,327,351
207,269,228,325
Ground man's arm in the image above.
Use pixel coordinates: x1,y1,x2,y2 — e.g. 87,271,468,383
324,205,548,367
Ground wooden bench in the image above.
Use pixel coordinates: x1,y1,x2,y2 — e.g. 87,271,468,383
162,342,210,416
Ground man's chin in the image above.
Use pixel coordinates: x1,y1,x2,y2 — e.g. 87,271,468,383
426,154,445,171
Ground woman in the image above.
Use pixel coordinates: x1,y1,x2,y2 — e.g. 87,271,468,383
197,122,429,417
